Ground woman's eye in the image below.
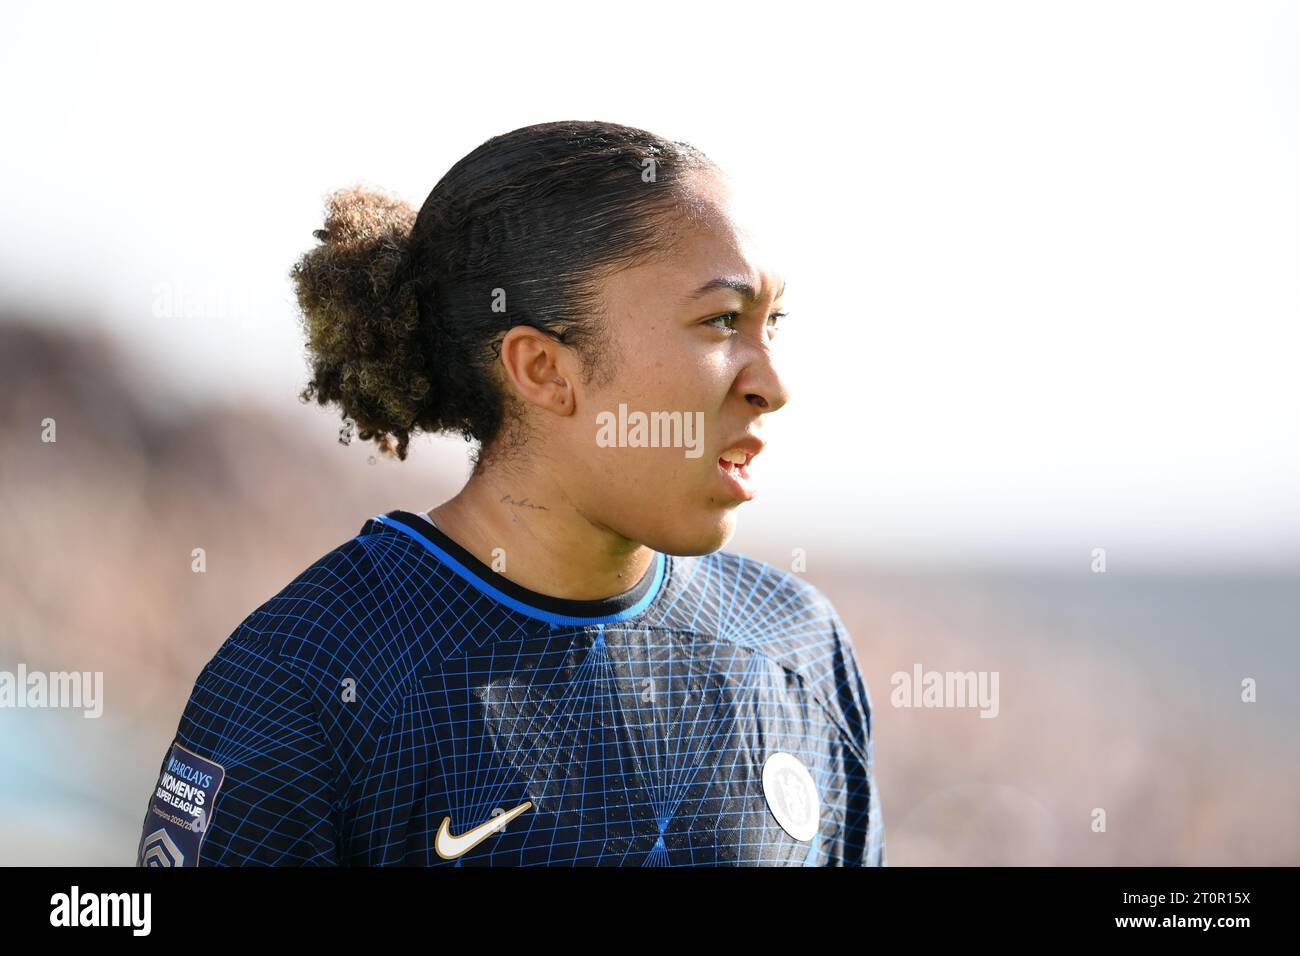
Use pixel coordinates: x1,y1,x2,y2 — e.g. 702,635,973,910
705,312,741,333
705,311,788,334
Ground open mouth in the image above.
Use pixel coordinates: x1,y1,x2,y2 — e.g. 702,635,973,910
716,447,757,500
717,450,752,481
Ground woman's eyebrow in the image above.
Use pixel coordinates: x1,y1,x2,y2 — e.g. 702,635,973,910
686,276,787,302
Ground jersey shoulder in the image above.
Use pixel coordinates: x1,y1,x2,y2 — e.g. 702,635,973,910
223,512,479,654
204,515,457,719
220,528,382,663
669,546,842,653
666,548,874,755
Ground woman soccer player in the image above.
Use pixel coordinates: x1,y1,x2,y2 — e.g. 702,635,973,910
136,120,885,867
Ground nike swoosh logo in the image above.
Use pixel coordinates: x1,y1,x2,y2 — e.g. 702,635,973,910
434,801,533,860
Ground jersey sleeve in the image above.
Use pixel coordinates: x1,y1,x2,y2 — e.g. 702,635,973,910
136,630,342,866
824,598,887,867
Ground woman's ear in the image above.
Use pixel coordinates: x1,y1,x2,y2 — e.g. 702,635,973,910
497,326,575,418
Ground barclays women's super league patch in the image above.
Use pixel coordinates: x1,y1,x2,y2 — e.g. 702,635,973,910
137,740,226,867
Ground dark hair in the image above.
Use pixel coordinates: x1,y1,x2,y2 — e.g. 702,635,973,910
289,120,716,463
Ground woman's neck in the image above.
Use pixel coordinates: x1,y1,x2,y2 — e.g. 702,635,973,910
427,467,656,602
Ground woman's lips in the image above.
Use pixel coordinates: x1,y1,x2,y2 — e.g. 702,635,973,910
716,455,755,501
714,437,764,502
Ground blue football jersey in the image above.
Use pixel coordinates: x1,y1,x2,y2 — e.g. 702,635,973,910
137,510,885,866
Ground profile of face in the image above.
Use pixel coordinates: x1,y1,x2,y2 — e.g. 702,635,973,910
547,169,792,557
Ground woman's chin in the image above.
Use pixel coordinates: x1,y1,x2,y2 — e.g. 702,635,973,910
645,510,738,557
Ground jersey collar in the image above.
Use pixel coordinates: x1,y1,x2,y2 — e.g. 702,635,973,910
367,510,667,626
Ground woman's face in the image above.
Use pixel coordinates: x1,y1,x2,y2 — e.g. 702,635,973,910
560,170,792,556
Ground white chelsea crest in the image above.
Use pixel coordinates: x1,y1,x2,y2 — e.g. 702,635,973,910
762,751,820,842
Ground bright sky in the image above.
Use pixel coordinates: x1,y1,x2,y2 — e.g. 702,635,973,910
2,0,1297,568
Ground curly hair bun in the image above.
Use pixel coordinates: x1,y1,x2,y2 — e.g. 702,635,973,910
290,184,433,461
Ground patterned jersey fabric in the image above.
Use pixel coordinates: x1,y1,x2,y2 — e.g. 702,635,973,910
137,510,885,866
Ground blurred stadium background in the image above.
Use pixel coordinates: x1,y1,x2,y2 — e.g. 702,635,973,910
2,0,1297,864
